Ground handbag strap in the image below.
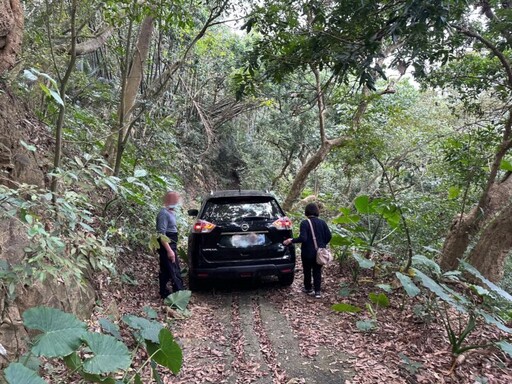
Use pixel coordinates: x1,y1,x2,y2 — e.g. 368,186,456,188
307,219,319,250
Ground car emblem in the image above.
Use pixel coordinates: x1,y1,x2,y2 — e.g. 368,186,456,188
241,224,249,232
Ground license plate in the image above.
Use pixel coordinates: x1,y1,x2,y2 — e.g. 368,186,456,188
230,233,266,248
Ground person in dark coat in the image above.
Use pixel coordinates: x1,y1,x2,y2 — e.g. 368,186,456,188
156,191,184,298
283,203,332,298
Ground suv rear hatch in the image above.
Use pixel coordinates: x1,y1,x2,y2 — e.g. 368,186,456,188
195,196,291,262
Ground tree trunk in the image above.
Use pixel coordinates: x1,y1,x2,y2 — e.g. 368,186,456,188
102,16,154,173
439,211,477,271
112,16,154,175
282,143,332,212
50,0,78,195
282,136,347,212
0,0,24,74
440,172,512,272
440,112,512,271
466,202,512,282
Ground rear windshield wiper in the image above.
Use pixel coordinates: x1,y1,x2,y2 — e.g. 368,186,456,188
239,216,271,221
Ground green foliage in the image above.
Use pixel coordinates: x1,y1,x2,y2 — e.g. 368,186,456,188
352,253,375,270
164,290,192,312
122,315,163,344
23,307,87,358
4,363,47,384
146,329,183,374
331,303,362,313
331,195,403,259
404,259,512,358
355,320,378,333
395,272,420,298
98,318,122,340
5,306,183,383
82,332,131,374
368,292,390,308
0,174,117,290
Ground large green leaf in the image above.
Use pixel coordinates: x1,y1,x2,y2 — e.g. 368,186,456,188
352,253,375,269
499,159,512,171
479,311,512,334
395,272,420,297
146,328,183,374
64,352,116,384
461,261,512,302
4,363,47,384
134,169,148,178
354,195,373,214
23,306,87,357
330,233,352,246
356,320,377,332
99,318,122,340
331,303,362,313
368,292,390,308
376,283,393,293
82,332,131,374
413,269,466,313
122,315,163,343
496,341,512,358
412,255,441,275
18,354,40,372
164,290,192,311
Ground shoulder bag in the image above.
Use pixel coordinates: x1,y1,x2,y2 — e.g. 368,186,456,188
307,219,333,266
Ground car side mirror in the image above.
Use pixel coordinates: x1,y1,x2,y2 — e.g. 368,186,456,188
188,209,199,217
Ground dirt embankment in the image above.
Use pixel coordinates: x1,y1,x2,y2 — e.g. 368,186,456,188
0,84,96,369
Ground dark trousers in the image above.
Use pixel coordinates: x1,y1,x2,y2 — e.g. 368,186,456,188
302,255,322,292
158,232,184,298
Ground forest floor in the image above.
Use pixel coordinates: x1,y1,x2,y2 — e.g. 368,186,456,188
90,252,512,384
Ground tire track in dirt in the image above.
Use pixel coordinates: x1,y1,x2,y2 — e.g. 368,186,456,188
230,293,270,383
251,294,288,383
176,282,352,383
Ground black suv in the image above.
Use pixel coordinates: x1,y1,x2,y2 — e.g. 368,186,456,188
187,190,295,289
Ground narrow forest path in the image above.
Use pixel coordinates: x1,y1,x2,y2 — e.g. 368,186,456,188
93,253,512,384
171,282,353,384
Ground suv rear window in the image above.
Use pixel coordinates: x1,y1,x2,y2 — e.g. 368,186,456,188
202,197,283,223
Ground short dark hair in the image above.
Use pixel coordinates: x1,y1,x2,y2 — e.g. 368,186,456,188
305,203,320,217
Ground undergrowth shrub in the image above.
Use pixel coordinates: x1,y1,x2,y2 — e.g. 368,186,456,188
3,300,186,383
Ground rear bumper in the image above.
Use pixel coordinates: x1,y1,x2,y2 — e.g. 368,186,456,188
190,262,295,279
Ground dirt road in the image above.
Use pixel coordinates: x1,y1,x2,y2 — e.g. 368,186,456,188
102,255,511,384
171,279,353,384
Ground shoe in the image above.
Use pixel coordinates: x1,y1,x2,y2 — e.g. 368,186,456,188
302,288,314,295
314,292,321,299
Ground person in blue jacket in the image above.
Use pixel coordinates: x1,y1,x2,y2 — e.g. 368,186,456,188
156,191,184,298
283,203,331,298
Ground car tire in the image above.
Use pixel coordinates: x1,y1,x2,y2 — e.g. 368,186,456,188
279,272,294,286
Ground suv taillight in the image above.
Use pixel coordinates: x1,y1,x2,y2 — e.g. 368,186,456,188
192,220,216,233
272,217,292,230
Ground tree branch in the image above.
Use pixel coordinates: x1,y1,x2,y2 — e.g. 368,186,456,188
452,24,512,87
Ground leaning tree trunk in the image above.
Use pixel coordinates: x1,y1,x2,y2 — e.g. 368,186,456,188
0,0,24,74
466,201,512,282
282,143,332,212
439,209,479,271
281,65,349,212
440,115,512,271
440,175,512,272
103,16,154,173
